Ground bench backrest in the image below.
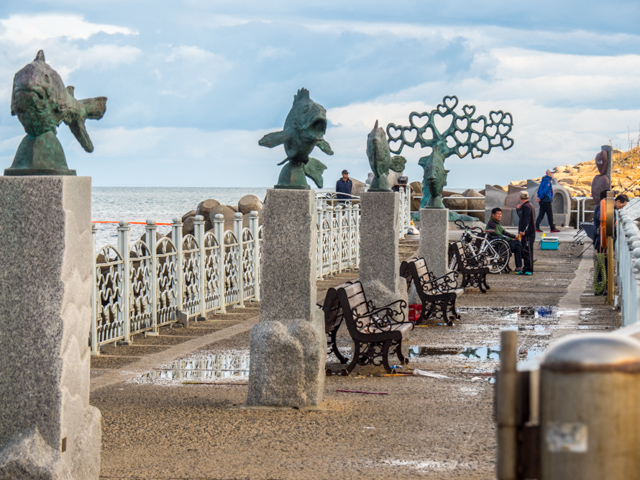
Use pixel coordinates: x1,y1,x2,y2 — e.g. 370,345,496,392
322,281,353,334
401,257,437,296
336,281,373,335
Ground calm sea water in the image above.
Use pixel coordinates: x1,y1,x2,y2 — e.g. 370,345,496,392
92,187,269,249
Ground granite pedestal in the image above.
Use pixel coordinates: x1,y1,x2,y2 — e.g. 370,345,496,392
359,192,407,311
0,176,101,479
419,208,450,278
246,189,324,407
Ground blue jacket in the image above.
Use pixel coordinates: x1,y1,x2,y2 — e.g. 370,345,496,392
336,178,352,200
537,175,553,202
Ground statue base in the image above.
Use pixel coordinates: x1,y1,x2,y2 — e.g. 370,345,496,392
4,132,76,176
274,161,310,190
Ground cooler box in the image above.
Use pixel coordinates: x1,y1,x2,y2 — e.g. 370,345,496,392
408,304,422,322
541,237,559,250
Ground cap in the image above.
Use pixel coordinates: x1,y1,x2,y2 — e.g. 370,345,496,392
342,170,349,175
546,169,554,176
519,191,529,199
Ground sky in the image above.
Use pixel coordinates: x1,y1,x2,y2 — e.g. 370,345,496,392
0,1,639,189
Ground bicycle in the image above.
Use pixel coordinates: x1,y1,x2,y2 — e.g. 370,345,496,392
449,219,512,274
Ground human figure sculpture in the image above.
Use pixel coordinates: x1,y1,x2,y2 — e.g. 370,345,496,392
387,96,514,209
5,50,107,176
259,88,332,189
366,120,406,192
591,147,612,203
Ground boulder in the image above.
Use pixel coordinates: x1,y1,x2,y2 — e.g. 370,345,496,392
209,204,236,233
196,199,220,231
410,181,422,211
463,188,485,222
444,193,466,211
181,210,196,222
351,178,366,197
183,216,195,236
238,195,263,215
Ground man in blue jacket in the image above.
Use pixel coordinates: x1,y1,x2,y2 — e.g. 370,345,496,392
535,169,560,233
336,170,353,201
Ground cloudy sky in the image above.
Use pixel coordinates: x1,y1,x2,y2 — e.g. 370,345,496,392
1,1,639,189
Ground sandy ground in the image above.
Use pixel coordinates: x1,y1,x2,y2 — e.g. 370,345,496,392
91,231,619,479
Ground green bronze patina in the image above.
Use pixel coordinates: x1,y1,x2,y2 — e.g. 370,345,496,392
5,50,107,176
366,120,406,192
259,88,332,189
387,96,514,209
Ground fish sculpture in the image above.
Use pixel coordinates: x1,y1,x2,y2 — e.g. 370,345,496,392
5,50,107,176
259,88,332,189
366,120,406,192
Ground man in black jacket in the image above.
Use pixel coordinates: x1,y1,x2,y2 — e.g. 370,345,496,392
517,191,536,275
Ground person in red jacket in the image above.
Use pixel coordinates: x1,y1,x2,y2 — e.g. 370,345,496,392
517,191,536,275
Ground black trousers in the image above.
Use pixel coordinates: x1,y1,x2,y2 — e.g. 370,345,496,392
508,239,523,268
521,232,535,272
536,201,556,230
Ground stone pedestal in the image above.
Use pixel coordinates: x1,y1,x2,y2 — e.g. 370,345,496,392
0,177,101,479
359,191,407,310
247,189,324,407
419,208,449,278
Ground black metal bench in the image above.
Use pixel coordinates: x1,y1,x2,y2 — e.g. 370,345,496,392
448,241,491,293
336,281,412,373
400,257,462,325
321,282,353,365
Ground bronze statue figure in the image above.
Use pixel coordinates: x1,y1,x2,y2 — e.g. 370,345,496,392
387,96,514,209
259,88,332,189
366,120,406,192
5,50,107,176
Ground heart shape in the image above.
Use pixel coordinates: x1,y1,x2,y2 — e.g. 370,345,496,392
437,103,449,115
455,117,469,130
472,147,482,158
477,135,490,153
402,128,418,145
443,95,458,111
456,144,469,157
389,139,403,153
470,132,480,143
486,125,497,138
462,105,476,117
422,126,434,141
499,124,512,135
387,124,402,141
409,112,430,130
455,130,469,144
502,137,514,150
433,113,453,135
471,117,486,133
490,111,504,124
490,135,501,146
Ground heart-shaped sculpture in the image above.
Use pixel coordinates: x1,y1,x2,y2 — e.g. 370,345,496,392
486,124,497,138
502,113,513,125
455,130,469,144
462,104,476,117
502,137,514,150
443,95,458,111
471,117,486,133
433,113,453,135
456,144,469,157
402,128,418,145
387,124,402,141
490,111,504,124
455,117,469,130
499,124,512,135
409,112,430,130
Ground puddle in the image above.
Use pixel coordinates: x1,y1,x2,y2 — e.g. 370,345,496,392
457,306,559,321
410,344,547,364
408,346,462,357
133,351,250,385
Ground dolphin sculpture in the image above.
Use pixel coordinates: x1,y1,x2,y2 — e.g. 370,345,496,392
366,120,406,192
5,50,107,175
259,88,332,189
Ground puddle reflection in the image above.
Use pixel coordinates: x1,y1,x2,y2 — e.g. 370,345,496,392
409,344,547,363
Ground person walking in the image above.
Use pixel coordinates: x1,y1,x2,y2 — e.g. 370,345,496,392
535,169,560,233
336,170,352,201
518,191,536,275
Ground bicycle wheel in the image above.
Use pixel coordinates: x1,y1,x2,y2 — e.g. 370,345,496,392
486,238,511,274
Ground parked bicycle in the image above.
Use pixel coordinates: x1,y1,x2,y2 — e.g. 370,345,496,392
449,219,511,274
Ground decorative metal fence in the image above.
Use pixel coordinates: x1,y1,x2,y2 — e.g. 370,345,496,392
91,203,362,354
616,209,640,326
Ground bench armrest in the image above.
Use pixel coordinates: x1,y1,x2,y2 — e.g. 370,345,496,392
352,299,408,332
424,271,459,293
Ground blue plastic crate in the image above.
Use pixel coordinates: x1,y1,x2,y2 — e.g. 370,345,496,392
540,237,559,250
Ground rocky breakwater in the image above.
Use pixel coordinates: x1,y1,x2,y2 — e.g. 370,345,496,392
181,194,264,236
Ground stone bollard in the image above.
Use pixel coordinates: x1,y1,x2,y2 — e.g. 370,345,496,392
0,177,101,479
419,208,449,278
246,189,324,408
359,191,407,313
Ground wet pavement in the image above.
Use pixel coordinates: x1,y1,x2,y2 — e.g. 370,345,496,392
91,232,620,479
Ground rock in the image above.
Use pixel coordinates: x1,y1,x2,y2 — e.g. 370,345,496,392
351,178,366,197
444,193,466,211
183,216,195,236
181,210,196,222
463,188,484,222
238,195,263,215
209,204,236,233
409,181,422,211
196,199,220,231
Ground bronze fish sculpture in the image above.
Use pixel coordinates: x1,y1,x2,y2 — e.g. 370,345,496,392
259,88,332,189
5,50,107,175
366,120,406,192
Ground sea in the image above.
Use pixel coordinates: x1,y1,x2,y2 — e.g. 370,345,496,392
92,187,271,249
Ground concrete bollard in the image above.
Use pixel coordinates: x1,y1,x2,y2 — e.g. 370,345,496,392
540,334,640,480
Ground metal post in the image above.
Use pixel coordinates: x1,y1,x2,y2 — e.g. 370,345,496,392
249,211,260,300
327,205,334,275
145,220,159,335
317,206,324,280
496,330,518,480
90,225,99,355
172,218,184,320
118,221,132,345
214,213,226,313
354,203,361,266
194,215,207,319
234,212,245,308
336,205,343,274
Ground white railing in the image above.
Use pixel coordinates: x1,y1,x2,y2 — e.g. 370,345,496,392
616,210,640,326
91,205,361,353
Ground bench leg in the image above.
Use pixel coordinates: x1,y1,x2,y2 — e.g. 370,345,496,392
330,328,347,364
381,340,392,373
482,274,490,291
345,342,361,374
395,340,409,366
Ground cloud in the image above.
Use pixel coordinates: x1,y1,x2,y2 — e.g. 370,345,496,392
0,14,137,45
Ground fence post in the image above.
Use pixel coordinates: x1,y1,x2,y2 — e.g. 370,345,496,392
317,206,324,280
145,220,159,335
234,212,245,308
172,218,184,320
326,206,334,275
345,203,353,269
214,214,227,313
118,221,132,345
194,215,207,319
354,203,361,267
90,225,99,355
249,211,260,300
336,205,344,274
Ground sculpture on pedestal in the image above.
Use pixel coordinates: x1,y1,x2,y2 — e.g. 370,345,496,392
5,50,107,176
591,146,612,203
387,96,514,208
259,88,332,189
366,120,406,192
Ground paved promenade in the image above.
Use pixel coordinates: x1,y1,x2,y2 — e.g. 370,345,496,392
91,229,619,479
